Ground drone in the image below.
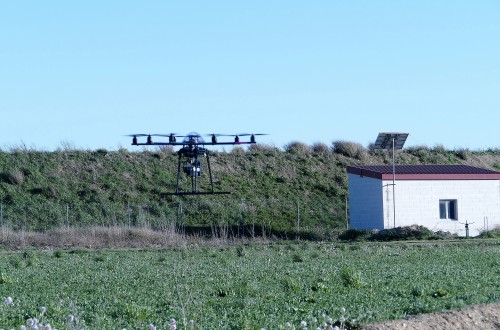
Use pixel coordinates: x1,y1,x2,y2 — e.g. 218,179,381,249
128,132,265,195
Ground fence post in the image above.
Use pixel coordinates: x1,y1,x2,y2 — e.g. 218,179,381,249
345,196,349,230
66,204,69,227
127,202,132,227
0,203,3,228
296,199,300,233
178,201,183,229
240,201,246,238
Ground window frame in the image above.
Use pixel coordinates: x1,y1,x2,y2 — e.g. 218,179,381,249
439,199,458,220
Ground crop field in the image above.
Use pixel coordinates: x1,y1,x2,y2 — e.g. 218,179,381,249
0,240,498,329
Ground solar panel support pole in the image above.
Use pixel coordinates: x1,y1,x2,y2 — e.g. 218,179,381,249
392,137,396,229
373,132,408,229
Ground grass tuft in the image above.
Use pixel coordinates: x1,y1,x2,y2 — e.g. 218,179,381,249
340,266,363,288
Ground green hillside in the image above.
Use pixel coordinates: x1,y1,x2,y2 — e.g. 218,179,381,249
1,142,500,236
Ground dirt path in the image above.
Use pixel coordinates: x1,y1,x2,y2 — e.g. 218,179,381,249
363,302,500,330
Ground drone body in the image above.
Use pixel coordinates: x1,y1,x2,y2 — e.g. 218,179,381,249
128,132,264,195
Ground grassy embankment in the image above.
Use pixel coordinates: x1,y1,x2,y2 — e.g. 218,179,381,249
1,141,500,240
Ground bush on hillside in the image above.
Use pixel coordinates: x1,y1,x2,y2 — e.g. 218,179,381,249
248,143,279,154
432,144,446,153
311,142,330,155
405,145,430,153
2,168,25,185
454,148,469,160
284,141,311,155
158,145,175,155
230,146,246,155
405,145,451,164
332,140,366,160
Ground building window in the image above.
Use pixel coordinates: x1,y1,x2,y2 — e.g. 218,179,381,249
439,200,457,220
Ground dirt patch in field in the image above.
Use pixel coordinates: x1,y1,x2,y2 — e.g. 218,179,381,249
363,302,500,330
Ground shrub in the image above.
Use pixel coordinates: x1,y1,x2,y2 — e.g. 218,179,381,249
158,145,175,155
248,143,279,154
454,148,469,160
370,225,434,241
284,141,311,155
432,144,447,154
311,142,330,155
338,228,372,241
230,146,246,155
332,140,366,159
4,168,24,185
340,226,439,242
405,145,430,155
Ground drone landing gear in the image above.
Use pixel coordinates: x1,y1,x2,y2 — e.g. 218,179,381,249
170,149,231,196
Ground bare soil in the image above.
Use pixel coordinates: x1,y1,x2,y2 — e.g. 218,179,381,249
363,302,500,330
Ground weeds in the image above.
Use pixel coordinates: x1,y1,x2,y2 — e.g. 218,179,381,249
292,253,304,262
236,245,246,257
340,267,363,288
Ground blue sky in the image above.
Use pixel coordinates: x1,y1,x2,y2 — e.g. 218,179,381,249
1,1,499,151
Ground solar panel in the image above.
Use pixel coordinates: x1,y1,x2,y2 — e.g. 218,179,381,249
373,132,409,150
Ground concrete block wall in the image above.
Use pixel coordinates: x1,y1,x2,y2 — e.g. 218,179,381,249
386,179,500,236
348,173,500,236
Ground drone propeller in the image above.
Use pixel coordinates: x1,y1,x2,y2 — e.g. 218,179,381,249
149,133,183,143
128,131,266,146
206,134,218,144
207,134,241,143
237,133,268,143
205,133,230,144
126,134,150,137
151,133,182,137
126,134,154,145
204,133,267,143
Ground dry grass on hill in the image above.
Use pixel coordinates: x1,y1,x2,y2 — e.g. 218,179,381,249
0,226,252,249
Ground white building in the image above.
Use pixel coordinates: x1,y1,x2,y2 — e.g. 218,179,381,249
347,165,500,236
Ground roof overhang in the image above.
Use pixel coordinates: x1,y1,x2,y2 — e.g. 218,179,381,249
346,166,500,180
